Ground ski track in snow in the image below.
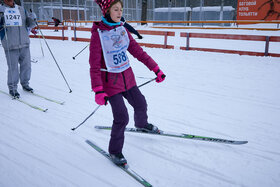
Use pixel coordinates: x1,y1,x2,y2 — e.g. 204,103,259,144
1,28,280,187
126,138,238,186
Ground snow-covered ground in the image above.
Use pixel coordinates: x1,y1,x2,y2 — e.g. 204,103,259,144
0,27,280,187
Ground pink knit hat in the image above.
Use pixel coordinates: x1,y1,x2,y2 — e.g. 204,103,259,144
95,0,116,16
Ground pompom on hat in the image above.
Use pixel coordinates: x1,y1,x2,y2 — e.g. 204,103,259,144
95,0,116,16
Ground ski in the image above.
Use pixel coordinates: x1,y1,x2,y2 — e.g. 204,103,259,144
0,90,48,112
27,91,65,105
85,140,153,187
95,126,248,145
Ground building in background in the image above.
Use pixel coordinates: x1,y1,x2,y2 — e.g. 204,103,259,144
154,6,235,26
6,0,279,23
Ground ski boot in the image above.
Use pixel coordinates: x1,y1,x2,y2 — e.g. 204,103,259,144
9,90,20,99
22,85,34,93
110,153,127,166
137,123,160,134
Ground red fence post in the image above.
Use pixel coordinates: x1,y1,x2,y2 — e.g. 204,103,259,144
164,31,168,48
186,33,190,50
62,26,65,41
265,36,270,56
74,20,77,41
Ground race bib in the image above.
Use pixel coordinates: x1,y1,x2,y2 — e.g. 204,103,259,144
4,5,22,26
98,26,130,73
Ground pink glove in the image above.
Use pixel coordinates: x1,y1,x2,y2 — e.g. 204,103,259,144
152,65,166,83
31,28,38,35
93,86,109,105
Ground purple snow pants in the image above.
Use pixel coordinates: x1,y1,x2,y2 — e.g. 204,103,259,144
108,86,148,154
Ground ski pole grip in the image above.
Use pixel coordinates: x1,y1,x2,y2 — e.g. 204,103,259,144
105,96,109,105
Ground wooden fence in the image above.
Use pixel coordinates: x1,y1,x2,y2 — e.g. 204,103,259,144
180,33,280,57
30,25,68,41
70,27,175,49
71,26,91,42
137,30,175,49
29,25,280,57
38,20,280,31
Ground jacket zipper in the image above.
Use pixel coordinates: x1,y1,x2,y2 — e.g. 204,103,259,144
121,72,127,91
18,25,21,47
19,6,22,47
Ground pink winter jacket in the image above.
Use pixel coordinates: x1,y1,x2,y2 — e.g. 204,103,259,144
89,21,158,97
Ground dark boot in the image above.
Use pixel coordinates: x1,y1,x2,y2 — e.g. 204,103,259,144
110,153,127,166
9,90,20,98
22,85,34,93
137,123,160,133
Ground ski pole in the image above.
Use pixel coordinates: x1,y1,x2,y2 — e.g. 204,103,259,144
72,44,89,60
35,21,73,93
137,74,166,88
71,105,101,131
71,77,160,131
138,77,156,88
2,15,16,98
38,34,44,57
30,9,44,57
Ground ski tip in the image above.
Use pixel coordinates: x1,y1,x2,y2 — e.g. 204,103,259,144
122,163,129,169
12,95,20,100
85,139,93,145
95,126,110,129
43,109,48,112
234,140,248,145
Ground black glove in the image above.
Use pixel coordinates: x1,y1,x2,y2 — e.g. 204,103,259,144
137,34,143,39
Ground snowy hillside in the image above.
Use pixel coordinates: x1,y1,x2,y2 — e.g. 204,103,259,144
0,28,280,187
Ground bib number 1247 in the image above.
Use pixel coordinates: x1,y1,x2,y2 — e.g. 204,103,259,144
6,14,21,20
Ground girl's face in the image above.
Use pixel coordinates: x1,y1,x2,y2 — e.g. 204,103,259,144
4,0,14,7
109,2,123,22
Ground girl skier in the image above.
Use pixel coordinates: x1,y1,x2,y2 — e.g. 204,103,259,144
89,0,165,165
